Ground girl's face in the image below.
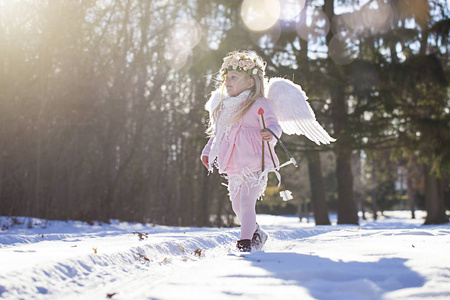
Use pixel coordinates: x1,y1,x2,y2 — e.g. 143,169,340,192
224,70,254,97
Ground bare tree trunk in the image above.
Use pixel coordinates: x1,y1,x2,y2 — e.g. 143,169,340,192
324,0,358,225
423,163,448,225
297,197,304,222
333,92,358,224
407,173,416,219
336,149,358,224
307,151,331,225
371,160,378,220
359,193,366,220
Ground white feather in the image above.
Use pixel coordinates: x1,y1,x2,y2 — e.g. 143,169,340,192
266,78,336,145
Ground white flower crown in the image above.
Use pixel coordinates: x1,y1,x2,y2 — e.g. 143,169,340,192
220,54,264,77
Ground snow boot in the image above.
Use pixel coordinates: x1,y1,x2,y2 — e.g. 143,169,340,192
251,225,268,251
236,239,252,252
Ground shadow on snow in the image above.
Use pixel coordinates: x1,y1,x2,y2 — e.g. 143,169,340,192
226,252,424,299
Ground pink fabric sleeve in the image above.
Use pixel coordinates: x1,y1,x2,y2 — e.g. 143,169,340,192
200,136,214,159
258,98,282,143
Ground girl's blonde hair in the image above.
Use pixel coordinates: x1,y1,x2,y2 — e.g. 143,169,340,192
206,50,266,136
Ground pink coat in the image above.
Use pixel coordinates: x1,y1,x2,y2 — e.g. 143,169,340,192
201,97,282,175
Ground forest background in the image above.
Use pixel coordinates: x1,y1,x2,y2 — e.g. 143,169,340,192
0,0,448,227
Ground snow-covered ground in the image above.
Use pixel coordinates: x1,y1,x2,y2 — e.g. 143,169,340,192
1,211,449,300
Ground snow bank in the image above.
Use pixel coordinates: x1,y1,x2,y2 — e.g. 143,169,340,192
0,212,449,299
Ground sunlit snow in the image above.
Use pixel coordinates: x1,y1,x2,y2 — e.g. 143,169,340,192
0,211,449,299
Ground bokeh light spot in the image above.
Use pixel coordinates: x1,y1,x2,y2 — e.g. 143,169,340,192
341,10,365,32
328,34,359,65
341,2,394,36
249,22,282,47
362,2,394,34
241,0,280,32
331,15,352,40
296,7,330,42
278,0,305,21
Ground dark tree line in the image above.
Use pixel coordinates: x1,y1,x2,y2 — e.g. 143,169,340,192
0,0,448,226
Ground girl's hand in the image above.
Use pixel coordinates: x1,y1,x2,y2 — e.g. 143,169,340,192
260,129,273,142
201,155,209,169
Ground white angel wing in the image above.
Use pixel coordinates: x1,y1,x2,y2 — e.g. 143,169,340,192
266,77,336,145
205,89,222,114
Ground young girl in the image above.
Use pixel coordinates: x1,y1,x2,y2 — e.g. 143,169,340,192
200,50,282,252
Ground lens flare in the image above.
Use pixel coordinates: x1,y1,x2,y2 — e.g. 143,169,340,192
249,22,282,47
296,7,330,42
241,0,280,32
328,34,359,65
164,19,202,70
361,2,394,34
342,2,395,36
331,14,352,40
278,0,305,21
341,10,365,33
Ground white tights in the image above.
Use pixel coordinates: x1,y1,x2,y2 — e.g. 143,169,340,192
230,184,259,240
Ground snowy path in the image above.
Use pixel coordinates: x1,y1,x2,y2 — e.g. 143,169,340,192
1,212,449,299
